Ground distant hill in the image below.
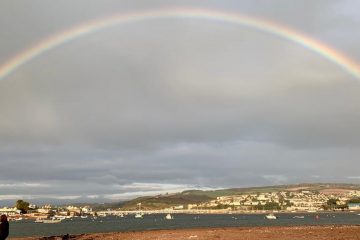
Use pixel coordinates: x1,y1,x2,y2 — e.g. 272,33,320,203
117,183,360,210
119,192,213,210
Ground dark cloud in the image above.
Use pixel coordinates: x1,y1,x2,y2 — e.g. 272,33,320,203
0,0,360,202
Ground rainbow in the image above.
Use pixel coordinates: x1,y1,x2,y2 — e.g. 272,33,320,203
1,8,360,81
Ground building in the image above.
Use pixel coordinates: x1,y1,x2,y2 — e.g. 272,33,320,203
348,203,360,210
0,207,19,216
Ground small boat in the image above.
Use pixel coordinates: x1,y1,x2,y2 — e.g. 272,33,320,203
42,219,62,224
134,213,143,218
34,218,44,223
81,215,88,219
265,214,277,220
165,214,173,220
357,213,360,216
293,215,305,219
135,203,144,218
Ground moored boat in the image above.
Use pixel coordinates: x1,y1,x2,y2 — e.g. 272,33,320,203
34,218,43,223
42,218,62,224
265,214,277,220
134,213,143,218
165,214,173,220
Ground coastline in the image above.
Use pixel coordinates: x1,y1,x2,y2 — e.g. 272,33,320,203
10,225,360,240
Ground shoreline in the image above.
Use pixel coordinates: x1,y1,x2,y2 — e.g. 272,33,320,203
11,210,360,223
11,225,360,240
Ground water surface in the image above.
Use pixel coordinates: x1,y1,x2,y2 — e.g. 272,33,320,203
9,212,360,238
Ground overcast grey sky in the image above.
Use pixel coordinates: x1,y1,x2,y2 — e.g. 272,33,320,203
1,0,360,203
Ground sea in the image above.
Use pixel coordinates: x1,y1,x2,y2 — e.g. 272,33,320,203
9,212,360,238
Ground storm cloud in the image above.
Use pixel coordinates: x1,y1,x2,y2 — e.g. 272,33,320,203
0,0,360,202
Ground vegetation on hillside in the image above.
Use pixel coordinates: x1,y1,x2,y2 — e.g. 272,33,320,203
119,192,213,210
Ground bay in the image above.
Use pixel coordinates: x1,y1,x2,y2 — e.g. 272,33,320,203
9,212,360,238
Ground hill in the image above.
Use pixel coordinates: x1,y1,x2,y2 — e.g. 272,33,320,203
119,192,213,210
117,183,360,210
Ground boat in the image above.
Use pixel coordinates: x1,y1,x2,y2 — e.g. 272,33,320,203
165,214,173,220
134,213,143,218
42,218,62,224
34,218,44,223
293,215,305,219
265,214,277,220
134,202,143,218
81,215,88,219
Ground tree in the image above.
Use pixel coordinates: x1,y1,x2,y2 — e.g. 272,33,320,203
348,198,360,204
327,198,338,206
254,202,281,210
326,198,338,209
263,202,281,210
15,200,30,214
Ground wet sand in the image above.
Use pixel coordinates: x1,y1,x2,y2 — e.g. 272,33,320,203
11,225,360,240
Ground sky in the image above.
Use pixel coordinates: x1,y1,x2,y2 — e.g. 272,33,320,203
1,0,360,204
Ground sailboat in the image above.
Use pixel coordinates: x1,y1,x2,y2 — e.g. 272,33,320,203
165,213,173,220
135,203,143,218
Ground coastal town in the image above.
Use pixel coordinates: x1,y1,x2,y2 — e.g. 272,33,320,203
192,189,360,212
1,188,360,222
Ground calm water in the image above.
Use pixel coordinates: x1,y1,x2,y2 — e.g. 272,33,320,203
9,212,360,238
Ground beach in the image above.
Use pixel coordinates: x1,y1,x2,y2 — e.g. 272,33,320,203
11,225,360,240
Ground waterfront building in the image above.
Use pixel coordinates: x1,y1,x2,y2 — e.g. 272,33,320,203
348,203,360,210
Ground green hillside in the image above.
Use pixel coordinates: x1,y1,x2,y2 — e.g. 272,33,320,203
119,192,213,210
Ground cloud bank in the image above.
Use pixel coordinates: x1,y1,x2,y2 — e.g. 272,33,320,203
0,0,360,202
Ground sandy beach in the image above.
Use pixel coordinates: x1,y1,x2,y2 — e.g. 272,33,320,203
10,225,360,240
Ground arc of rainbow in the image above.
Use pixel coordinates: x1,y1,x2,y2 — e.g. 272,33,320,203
1,8,360,81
